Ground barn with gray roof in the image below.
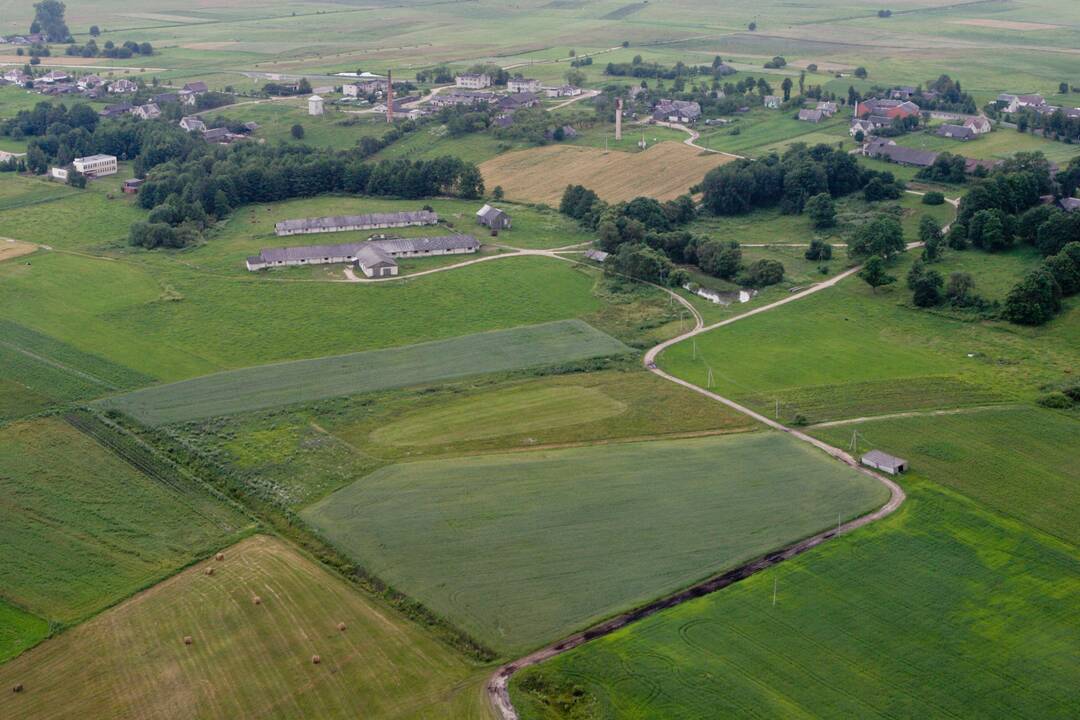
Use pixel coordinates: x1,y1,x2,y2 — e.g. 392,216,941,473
275,210,438,236
246,234,480,276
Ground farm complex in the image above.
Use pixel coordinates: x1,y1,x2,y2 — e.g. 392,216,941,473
1,0,1078,719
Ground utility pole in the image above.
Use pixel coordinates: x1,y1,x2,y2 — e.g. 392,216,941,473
772,577,778,607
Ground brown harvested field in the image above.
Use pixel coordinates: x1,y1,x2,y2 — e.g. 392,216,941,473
0,240,37,263
949,18,1061,31
0,535,489,720
480,142,732,204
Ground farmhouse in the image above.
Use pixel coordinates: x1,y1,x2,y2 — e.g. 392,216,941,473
855,98,919,120
308,95,325,116
861,450,908,475
275,210,438,236
133,103,161,120
816,101,838,116
936,124,975,141
508,77,541,93
850,119,875,137
798,109,823,123
73,154,118,177
476,204,511,230
0,150,26,163
179,116,207,132
100,102,133,118
245,234,480,275
863,139,938,168
456,73,492,89
964,116,992,134
763,95,781,109
653,99,701,124
78,74,103,89
108,79,138,94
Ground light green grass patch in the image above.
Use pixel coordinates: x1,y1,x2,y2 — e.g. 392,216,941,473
99,320,631,425
511,479,1080,720
0,601,49,664
303,432,889,656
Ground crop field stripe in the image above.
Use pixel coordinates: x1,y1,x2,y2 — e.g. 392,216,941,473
98,320,631,425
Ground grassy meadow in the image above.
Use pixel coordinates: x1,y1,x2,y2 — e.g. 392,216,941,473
510,479,1080,720
0,416,248,627
99,320,631,425
303,432,889,656
0,535,491,720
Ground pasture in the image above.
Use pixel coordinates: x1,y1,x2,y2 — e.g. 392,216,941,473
0,416,248,626
895,128,1080,165
696,109,852,157
812,406,1080,546
0,601,48,665
510,479,1080,720
660,249,1079,424
302,432,889,656
479,141,732,204
98,320,631,425
0,535,490,719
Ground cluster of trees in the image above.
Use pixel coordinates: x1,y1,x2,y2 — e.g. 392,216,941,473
917,153,968,184
415,66,454,84
31,0,71,42
763,56,786,69
1003,243,1080,325
560,184,787,288
701,143,903,217
64,38,153,58
263,78,312,96
909,75,978,115
1012,106,1080,144
133,144,483,248
604,56,734,82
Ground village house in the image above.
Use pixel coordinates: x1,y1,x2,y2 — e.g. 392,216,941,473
763,95,781,109
935,123,975,141
508,77,541,93
863,138,938,168
653,99,701,124
122,178,144,194
861,450,908,475
498,92,539,111
798,108,823,123
152,92,179,105
179,116,207,132
73,154,118,177
39,70,70,84
3,69,30,85
274,210,438,237
850,118,875,138
855,98,920,121
99,102,133,118
78,74,103,90
544,85,582,99
964,115,992,134
183,81,209,95
133,103,161,120
816,101,838,116
308,94,325,116
343,77,388,97
202,127,233,144
997,93,1046,113
245,234,480,276
890,86,917,101
456,73,492,89
108,79,138,94
476,204,512,230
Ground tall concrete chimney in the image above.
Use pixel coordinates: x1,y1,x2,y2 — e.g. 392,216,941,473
615,97,623,140
386,69,394,124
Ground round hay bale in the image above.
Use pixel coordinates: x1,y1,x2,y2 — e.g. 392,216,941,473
337,622,347,632
311,654,321,665
205,567,214,576
13,683,24,693
183,636,193,646
215,552,224,561
252,596,261,605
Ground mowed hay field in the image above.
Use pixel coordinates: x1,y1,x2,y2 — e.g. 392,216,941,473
302,432,889,656
479,142,732,204
510,480,1080,720
98,320,631,425
0,536,490,720
0,417,248,628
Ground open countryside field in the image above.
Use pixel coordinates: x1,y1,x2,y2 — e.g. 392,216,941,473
99,320,631,425
0,535,490,720
894,128,1080,165
812,406,1080,546
0,416,248,627
303,432,889,656
510,479,1080,720
480,142,732,204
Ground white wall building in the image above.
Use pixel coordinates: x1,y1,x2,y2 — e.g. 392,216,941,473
308,95,325,116
508,77,540,93
456,73,492,89
73,154,117,177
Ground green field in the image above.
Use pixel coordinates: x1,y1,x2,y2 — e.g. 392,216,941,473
99,320,631,425
0,601,49,665
895,128,1080,165
303,432,889,656
511,478,1080,719
208,99,391,148
0,416,248,626
696,108,852,157
812,406,1080,546
0,535,489,719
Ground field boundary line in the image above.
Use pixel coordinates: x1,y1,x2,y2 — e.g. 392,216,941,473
807,403,1026,429
0,339,119,390
487,256,911,720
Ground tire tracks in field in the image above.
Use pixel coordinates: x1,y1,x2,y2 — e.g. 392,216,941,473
485,240,937,718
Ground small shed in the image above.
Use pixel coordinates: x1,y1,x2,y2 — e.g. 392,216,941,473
308,94,325,116
861,450,908,475
476,204,511,230
122,178,145,194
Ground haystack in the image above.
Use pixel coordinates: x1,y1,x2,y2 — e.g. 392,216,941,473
205,567,214,576
252,596,262,605
183,636,193,646
337,622,347,632
215,552,225,561
12,683,24,693
311,655,321,665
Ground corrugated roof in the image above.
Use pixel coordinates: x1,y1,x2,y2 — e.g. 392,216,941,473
275,210,438,234
257,235,479,264
862,450,907,471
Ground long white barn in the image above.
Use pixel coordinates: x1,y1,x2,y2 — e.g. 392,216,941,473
274,210,438,237
246,234,480,277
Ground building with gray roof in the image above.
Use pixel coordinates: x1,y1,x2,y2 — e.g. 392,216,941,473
861,450,908,475
246,234,480,275
476,204,512,230
274,210,438,236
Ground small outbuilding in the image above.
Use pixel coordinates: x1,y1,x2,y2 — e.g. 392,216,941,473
476,204,512,230
861,450,908,475
308,94,324,116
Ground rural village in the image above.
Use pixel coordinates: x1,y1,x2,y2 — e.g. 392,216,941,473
0,1,1077,719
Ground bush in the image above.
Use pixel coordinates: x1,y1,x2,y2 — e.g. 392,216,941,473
738,258,785,287
805,238,833,261
805,193,836,228
911,269,944,307
922,191,945,205
1002,268,1062,325
1036,391,1074,409
696,240,742,280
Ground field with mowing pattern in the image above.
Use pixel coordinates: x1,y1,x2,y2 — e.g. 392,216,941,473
99,320,631,425
303,432,889,656
0,417,248,628
510,479,1080,720
0,536,490,720
480,141,732,204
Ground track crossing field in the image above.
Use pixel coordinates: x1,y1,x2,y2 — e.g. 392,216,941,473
0,536,490,720
98,320,631,425
302,432,889,656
